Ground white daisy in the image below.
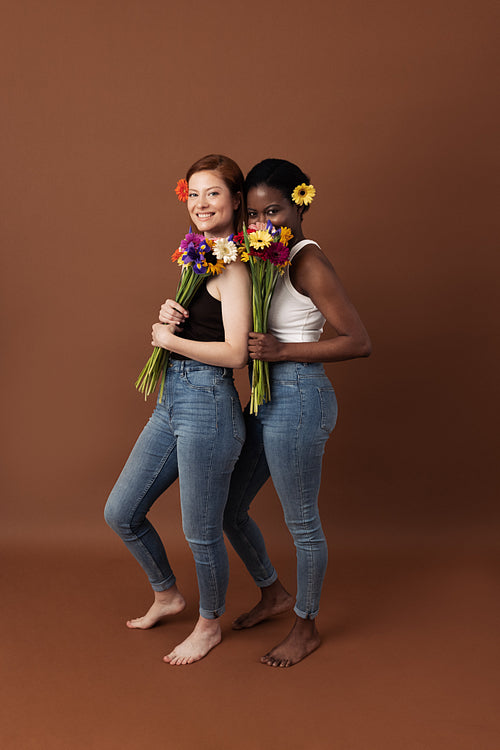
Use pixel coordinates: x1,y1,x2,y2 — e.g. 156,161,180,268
212,238,239,264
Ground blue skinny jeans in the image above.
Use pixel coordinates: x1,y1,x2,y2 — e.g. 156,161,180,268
223,362,337,619
105,359,245,619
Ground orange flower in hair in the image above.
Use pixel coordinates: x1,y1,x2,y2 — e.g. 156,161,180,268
175,178,189,202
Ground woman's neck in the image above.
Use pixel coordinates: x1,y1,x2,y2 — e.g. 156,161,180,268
291,226,305,244
205,226,235,239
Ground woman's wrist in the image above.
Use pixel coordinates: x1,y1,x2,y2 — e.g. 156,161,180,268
277,342,289,361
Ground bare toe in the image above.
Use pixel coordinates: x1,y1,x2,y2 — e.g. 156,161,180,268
260,617,321,667
126,590,186,630
163,617,221,666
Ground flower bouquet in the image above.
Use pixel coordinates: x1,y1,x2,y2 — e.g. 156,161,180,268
135,230,238,400
236,221,292,414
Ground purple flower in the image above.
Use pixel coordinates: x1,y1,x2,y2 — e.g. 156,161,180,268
180,232,204,251
266,220,281,237
192,259,207,274
180,231,210,267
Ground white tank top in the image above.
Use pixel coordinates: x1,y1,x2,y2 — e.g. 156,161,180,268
267,239,326,343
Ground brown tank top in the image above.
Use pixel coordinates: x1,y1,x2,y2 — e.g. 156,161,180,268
170,281,224,359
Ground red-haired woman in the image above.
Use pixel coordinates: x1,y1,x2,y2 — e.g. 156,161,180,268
105,155,251,666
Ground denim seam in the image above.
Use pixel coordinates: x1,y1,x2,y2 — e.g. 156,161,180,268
129,439,178,583
205,391,221,615
296,380,315,617
235,440,276,582
317,386,337,433
231,396,245,446
181,371,215,394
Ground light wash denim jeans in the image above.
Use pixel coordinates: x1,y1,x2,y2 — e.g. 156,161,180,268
223,362,337,619
105,359,245,619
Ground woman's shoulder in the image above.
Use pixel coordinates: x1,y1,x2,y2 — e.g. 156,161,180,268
223,256,250,276
292,240,332,271
216,256,251,290
290,240,336,295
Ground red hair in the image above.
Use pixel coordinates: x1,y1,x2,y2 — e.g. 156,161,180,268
186,154,245,232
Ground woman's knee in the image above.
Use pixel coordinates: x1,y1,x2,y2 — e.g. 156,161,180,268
104,493,135,533
286,518,327,548
104,496,120,531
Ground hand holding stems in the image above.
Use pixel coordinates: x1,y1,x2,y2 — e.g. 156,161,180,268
159,299,189,331
248,332,284,362
136,300,190,399
151,323,176,349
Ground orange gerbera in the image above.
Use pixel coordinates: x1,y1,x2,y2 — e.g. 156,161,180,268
175,178,189,202
279,226,293,246
206,258,225,275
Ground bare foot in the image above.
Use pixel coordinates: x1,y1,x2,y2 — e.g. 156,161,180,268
163,616,222,666
126,586,186,630
261,616,321,667
232,579,294,630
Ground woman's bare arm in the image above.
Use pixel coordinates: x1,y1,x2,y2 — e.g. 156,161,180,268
248,244,371,363
152,260,251,368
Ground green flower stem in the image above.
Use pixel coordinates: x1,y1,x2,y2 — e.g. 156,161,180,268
243,226,285,415
135,267,208,400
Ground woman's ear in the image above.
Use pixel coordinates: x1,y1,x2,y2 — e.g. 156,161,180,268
233,191,242,210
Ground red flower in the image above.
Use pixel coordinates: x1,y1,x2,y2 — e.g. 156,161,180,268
232,231,245,246
249,241,290,266
175,178,189,202
171,247,183,262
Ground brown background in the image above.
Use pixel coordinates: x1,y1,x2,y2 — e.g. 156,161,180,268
1,1,498,748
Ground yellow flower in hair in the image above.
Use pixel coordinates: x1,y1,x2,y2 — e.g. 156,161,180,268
249,230,272,251
291,183,316,206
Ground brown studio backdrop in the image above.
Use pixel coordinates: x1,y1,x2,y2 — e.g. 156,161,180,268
1,0,498,550
1,3,499,750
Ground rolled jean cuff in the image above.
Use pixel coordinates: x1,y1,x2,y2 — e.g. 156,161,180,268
199,604,225,619
151,574,177,593
256,569,278,588
294,604,319,620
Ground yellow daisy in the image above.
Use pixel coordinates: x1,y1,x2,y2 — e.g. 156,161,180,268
206,258,224,275
280,226,294,246
249,230,272,251
239,250,250,263
291,183,316,206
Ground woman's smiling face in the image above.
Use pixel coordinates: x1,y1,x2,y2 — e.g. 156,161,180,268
187,170,239,238
246,184,303,239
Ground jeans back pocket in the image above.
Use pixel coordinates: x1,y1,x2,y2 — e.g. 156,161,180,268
318,387,338,433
